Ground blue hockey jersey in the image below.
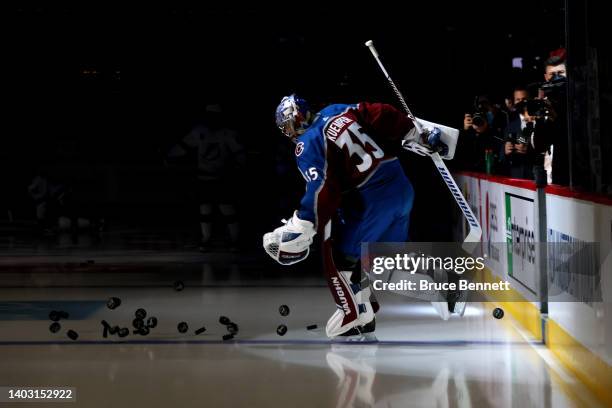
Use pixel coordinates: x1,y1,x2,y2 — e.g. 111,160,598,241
294,102,414,232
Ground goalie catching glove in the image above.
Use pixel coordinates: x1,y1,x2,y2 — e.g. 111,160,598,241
263,211,316,265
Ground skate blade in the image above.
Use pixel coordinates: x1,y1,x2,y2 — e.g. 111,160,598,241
332,332,378,343
454,301,467,316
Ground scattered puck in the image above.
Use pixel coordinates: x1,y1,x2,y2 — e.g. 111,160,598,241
132,318,145,329
49,311,60,322
493,308,504,319
306,324,318,330
107,297,121,310
222,334,234,341
173,281,185,291
276,324,287,336
49,322,61,333
67,330,78,341
135,327,150,336
195,326,207,335
279,305,290,316
108,326,120,335
118,328,129,338
101,320,110,338
219,316,231,325
146,317,158,329
135,308,147,319
177,322,189,333
227,323,238,334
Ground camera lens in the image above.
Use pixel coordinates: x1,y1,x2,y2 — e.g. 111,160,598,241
472,115,485,127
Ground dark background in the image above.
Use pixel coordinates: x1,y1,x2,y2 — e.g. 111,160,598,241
4,1,606,244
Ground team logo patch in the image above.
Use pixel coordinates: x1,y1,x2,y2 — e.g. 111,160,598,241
295,141,305,156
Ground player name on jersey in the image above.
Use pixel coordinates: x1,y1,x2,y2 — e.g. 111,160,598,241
324,115,353,141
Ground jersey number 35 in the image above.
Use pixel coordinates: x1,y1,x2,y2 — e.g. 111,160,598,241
334,123,384,172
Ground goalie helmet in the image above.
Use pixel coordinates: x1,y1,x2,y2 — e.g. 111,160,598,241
275,94,313,139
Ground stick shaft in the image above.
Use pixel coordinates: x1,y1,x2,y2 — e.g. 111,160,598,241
365,41,422,133
364,40,481,245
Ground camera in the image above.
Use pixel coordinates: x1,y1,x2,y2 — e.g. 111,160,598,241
525,99,549,118
472,111,487,127
470,96,490,127
539,72,567,102
505,132,528,145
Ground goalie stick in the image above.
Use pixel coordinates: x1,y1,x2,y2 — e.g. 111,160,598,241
364,40,482,246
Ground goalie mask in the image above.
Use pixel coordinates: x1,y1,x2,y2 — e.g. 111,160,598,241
275,94,313,140
263,211,316,265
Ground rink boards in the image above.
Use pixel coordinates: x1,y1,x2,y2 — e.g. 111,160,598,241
454,171,612,405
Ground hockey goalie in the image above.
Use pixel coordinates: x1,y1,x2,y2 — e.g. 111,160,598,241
263,94,458,338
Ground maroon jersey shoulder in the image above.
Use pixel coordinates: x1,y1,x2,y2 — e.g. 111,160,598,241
322,108,390,188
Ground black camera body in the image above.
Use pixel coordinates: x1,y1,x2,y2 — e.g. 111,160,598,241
540,73,567,95
525,99,549,118
506,132,528,145
471,111,487,127
470,96,491,127
539,73,567,109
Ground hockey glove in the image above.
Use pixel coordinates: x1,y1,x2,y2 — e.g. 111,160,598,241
403,124,448,157
263,211,316,265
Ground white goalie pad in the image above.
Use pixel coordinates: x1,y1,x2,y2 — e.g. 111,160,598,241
403,118,459,160
263,211,316,265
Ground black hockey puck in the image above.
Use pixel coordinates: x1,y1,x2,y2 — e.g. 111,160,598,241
106,297,121,310
118,327,129,338
195,326,207,335
132,318,145,329
276,324,287,336
279,305,290,316
135,308,147,319
173,280,185,291
136,326,150,336
493,308,504,319
146,316,158,329
50,310,69,321
49,322,61,333
67,330,78,341
226,323,238,334
177,322,189,333
101,321,109,338
219,316,231,325
108,326,119,335
222,334,234,341
306,324,318,330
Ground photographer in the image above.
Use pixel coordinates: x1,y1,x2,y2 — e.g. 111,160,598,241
454,98,503,173
499,99,537,179
530,55,569,185
505,86,530,121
